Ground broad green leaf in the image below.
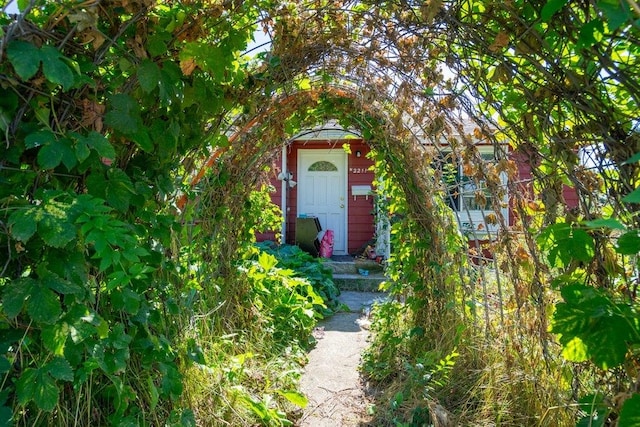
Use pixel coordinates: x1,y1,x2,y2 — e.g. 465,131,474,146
40,45,74,91
8,207,38,242
25,130,56,149
77,131,116,160
6,40,41,81
42,323,69,355
541,0,568,22
552,284,638,369
106,168,135,212
131,128,153,152
577,393,609,427
16,367,60,412
538,223,594,267
0,406,11,427
41,272,83,295
2,278,34,318
616,231,640,255
46,357,74,382
583,218,625,230
622,151,640,165
104,93,141,134
110,287,140,314
623,187,640,203
258,252,278,272
26,285,61,324
619,394,640,427
39,213,75,248
0,356,11,374
37,139,66,169
577,19,604,49
147,31,171,57
598,1,632,31
277,390,308,408
138,59,161,93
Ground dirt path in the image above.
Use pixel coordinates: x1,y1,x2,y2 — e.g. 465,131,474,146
297,291,382,427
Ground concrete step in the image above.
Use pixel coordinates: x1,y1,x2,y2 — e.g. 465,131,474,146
323,257,385,275
333,272,387,292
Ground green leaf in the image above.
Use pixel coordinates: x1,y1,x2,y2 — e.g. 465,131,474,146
2,278,34,318
541,0,568,22
106,168,135,212
623,187,640,203
40,45,74,91
16,368,59,412
277,390,308,408
538,223,594,267
37,139,67,169
619,394,640,427
0,356,11,374
577,19,604,49
551,284,638,369
258,252,278,272
46,357,74,382
76,131,116,161
42,323,69,356
138,59,161,93
25,130,56,149
622,151,640,165
577,393,609,427
27,285,61,324
8,207,38,242
598,1,632,31
583,218,625,230
617,231,640,255
39,213,75,248
6,41,41,81
104,94,141,135
0,406,12,427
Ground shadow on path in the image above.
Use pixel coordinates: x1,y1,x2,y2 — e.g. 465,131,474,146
296,291,382,427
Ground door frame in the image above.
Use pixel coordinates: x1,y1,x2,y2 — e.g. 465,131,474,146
297,149,348,255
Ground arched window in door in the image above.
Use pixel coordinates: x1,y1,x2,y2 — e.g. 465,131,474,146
308,160,338,171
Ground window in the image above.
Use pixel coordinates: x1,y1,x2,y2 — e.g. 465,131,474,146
438,148,508,232
308,161,338,171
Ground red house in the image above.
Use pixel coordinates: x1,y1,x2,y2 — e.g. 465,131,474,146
257,124,578,259
261,126,378,257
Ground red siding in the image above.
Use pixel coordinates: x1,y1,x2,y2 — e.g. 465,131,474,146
256,140,376,255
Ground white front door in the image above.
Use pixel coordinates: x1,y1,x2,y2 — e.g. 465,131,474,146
297,150,347,255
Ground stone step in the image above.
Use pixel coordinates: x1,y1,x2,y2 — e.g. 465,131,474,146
333,272,387,292
323,257,385,275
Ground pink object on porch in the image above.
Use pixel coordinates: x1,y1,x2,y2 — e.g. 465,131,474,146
319,229,334,258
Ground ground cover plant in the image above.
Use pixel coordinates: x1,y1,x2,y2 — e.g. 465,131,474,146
1,0,640,426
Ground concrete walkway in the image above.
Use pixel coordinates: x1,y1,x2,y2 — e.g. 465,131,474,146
297,291,383,427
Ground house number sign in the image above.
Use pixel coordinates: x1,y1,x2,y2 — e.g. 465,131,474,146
349,167,367,174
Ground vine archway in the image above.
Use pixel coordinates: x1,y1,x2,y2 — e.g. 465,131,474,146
1,0,639,425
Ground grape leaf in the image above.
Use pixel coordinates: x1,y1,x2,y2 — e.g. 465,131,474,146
2,278,34,318
46,357,74,382
16,368,59,412
138,59,161,93
541,0,568,22
26,285,61,324
8,207,38,242
619,394,640,427
6,40,41,81
40,45,74,91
